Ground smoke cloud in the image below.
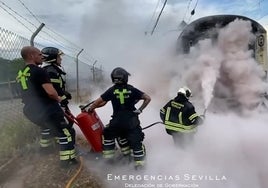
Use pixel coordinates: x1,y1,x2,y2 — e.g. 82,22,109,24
75,2,268,188
183,19,267,114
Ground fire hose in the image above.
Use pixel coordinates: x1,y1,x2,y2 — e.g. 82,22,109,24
63,121,162,187
65,156,83,188
62,103,168,187
77,101,164,130
142,121,163,130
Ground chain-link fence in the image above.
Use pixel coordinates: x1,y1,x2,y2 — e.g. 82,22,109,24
0,27,105,100
0,26,106,162
62,54,106,103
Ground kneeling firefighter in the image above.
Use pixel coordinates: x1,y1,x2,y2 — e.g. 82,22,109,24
87,67,151,169
160,86,204,148
41,47,76,148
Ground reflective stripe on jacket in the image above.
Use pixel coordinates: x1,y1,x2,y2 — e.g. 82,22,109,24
162,101,198,133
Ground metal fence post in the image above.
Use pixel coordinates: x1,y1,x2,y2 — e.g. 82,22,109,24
30,23,45,46
76,49,84,103
92,60,97,83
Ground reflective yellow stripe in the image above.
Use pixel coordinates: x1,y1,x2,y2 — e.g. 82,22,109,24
103,150,115,158
113,89,130,104
189,113,198,121
61,95,67,100
165,121,196,130
121,146,130,155
166,126,195,133
54,137,59,143
16,67,30,90
60,149,75,156
179,112,182,124
50,78,63,88
171,101,184,108
135,160,145,166
166,107,171,120
40,139,52,147
165,107,196,133
63,128,72,142
60,149,76,160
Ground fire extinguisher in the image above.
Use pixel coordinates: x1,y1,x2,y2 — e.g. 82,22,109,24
64,102,104,153
75,110,104,152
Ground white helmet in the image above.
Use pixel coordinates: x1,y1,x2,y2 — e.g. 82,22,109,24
178,86,192,99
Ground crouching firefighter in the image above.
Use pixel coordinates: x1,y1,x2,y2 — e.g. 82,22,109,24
17,46,77,168
160,86,204,148
87,67,151,169
41,47,75,146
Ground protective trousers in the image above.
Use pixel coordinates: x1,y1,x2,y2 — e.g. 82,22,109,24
23,103,76,161
63,106,76,146
102,111,145,166
116,137,131,156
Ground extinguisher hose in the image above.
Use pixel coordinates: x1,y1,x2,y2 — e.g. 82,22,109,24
79,101,95,111
64,112,79,126
142,121,163,130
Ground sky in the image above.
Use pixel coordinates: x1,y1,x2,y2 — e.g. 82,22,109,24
0,0,268,71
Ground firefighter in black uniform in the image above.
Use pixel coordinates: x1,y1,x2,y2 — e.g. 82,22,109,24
17,46,77,167
88,67,151,169
160,86,204,148
41,47,75,146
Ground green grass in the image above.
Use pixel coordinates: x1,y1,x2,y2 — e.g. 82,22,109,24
0,118,39,165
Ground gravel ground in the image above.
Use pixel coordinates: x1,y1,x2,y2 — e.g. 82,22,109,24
0,138,103,188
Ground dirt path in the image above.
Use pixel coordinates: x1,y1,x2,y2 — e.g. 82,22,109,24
2,165,33,188
0,148,102,188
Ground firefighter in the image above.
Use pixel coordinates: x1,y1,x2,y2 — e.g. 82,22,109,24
17,46,77,168
87,67,151,169
160,86,204,148
41,47,75,146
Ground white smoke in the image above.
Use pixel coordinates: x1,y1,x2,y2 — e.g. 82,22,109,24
217,20,266,112
75,2,268,188
198,41,222,110
182,19,267,114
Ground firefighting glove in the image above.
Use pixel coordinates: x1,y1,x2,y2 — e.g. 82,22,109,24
60,98,69,107
133,109,142,114
64,91,72,100
87,106,94,113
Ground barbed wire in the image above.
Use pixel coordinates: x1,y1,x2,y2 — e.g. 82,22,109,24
17,0,82,51
0,2,34,34
17,0,42,24
0,0,73,50
14,0,99,62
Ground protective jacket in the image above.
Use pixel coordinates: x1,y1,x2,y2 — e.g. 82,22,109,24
160,95,203,134
42,63,71,102
17,64,76,162
101,84,146,166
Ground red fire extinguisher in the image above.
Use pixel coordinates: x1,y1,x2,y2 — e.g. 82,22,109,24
75,110,104,152
64,104,104,153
